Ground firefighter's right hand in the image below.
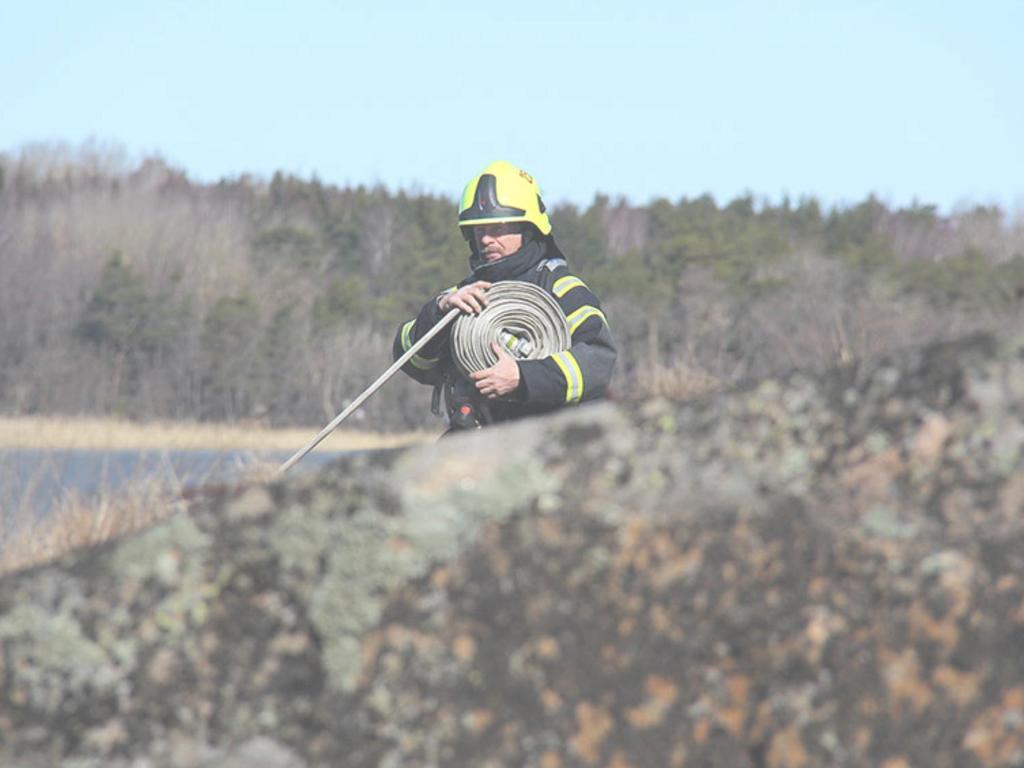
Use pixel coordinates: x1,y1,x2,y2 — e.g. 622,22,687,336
438,281,492,315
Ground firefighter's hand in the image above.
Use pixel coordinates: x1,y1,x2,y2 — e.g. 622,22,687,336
471,342,521,399
438,281,492,315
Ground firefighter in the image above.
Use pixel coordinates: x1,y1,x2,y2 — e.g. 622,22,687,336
393,160,616,429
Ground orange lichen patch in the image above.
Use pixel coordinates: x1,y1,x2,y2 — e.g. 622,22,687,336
862,537,907,567
909,602,960,656
934,554,976,619
384,624,442,655
996,574,1019,593
963,687,1024,764
648,604,670,632
1002,688,1024,712
383,624,408,645
250,653,282,690
750,700,775,742
251,590,286,614
670,743,688,768
882,648,934,717
307,733,331,759
807,577,828,599
714,675,751,737
881,757,911,768
200,631,219,655
430,566,453,590
747,541,783,575
803,606,846,664
932,665,982,709
730,519,755,543
486,544,513,582
626,675,679,730
652,546,704,590
843,446,904,496
692,717,711,745
854,726,873,752
853,626,875,645
84,719,129,752
911,413,952,465
804,608,831,646
501,722,524,753
652,531,680,559
358,631,383,686
721,561,739,583
716,704,746,739
540,689,563,713
939,489,978,528
608,749,635,768
386,535,412,554
534,635,561,660
269,631,309,655
767,725,809,768
622,517,651,546
535,516,564,546
998,471,1024,521
405,457,465,496
525,592,557,624
452,633,477,664
539,750,563,768
146,647,178,685
463,708,494,735
648,604,685,641
615,518,653,571
601,643,633,671
571,702,615,765
858,697,881,718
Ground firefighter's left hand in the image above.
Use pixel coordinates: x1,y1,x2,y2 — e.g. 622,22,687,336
471,342,521,399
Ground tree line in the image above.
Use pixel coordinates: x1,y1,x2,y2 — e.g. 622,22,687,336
1,144,1022,431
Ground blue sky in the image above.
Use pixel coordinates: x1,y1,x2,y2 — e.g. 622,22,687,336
2,0,1022,213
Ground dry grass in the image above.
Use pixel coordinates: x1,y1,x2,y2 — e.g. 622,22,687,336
0,474,185,576
0,414,437,577
635,362,723,400
0,415,436,451
0,455,285,577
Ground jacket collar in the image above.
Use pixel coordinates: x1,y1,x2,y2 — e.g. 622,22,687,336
469,238,547,283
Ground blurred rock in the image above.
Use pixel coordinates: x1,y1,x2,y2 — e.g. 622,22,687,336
1,332,1023,767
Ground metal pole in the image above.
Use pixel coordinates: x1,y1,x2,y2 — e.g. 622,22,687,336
279,308,460,473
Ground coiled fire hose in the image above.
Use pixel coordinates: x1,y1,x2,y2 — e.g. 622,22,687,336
280,282,570,472
450,281,570,375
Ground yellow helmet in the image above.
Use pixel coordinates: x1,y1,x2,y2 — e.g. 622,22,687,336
458,160,552,236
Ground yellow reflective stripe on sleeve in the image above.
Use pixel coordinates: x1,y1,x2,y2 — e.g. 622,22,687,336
553,275,588,298
400,320,415,351
551,351,583,403
401,319,439,370
566,305,608,336
411,354,439,370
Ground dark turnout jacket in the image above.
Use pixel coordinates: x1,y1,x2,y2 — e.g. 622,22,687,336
392,237,617,424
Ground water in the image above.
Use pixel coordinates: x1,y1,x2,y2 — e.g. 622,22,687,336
0,448,347,524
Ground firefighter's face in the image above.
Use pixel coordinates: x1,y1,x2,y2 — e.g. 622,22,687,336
473,222,524,262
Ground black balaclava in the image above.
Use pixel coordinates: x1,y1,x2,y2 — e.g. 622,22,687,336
468,224,549,283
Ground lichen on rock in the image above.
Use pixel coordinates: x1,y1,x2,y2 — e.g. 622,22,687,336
1,332,1023,766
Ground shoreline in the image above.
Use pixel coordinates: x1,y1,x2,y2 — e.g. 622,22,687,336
0,416,437,452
